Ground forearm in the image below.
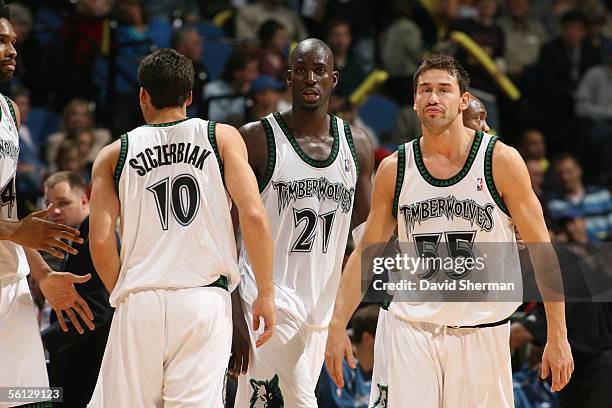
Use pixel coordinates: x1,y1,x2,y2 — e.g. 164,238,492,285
24,248,52,282
90,238,120,293
529,243,567,338
330,248,364,329
0,219,19,241
240,208,274,297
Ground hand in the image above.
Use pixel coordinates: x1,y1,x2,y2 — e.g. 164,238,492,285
229,313,251,377
515,226,526,250
39,272,95,334
325,322,355,389
252,294,275,348
11,205,84,259
541,335,574,391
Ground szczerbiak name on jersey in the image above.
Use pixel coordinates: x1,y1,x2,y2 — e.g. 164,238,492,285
128,142,212,176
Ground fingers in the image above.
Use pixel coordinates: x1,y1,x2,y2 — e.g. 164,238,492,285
255,322,273,348
49,230,84,244
42,246,66,260
70,273,92,284
345,337,356,369
541,357,550,381
56,310,68,332
252,312,260,331
75,294,95,321
332,349,345,388
31,207,50,219
72,300,95,331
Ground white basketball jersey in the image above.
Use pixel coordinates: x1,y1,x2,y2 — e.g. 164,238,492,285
392,132,522,326
0,94,28,283
111,118,238,306
239,112,358,327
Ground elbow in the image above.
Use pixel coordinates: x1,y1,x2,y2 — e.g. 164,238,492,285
240,204,269,231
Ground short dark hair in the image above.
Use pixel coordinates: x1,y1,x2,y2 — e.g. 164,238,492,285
560,8,588,26
351,305,379,343
0,0,10,20
553,152,580,167
413,54,470,94
44,171,87,192
258,19,284,45
220,46,259,83
138,48,194,109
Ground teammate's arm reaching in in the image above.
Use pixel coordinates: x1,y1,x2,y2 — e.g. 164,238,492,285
492,141,574,392
217,123,276,348
349,126,375,229
325,153,398,388
89,141,122,293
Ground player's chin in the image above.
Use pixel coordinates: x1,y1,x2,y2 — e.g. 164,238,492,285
0,69,14,82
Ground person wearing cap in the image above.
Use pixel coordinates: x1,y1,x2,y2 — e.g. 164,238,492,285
246,75,285,122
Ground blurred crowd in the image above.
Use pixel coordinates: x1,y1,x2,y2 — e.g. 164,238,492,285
6,0,612,407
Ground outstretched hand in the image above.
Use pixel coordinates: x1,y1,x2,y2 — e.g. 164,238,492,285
12,205,84,259
39,272,95,334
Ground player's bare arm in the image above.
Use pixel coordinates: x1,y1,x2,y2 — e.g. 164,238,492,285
89,141,122,293
326,152,398,389
25,247,95,333
228,120,271,376
0,99,84,257
217,123,275,348
349,126,374,228
493,141,574,391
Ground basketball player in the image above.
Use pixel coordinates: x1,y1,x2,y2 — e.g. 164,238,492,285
87,48,275,407
0,3,95,403
326,55,573,407
368,92,493,407
232,38,373,407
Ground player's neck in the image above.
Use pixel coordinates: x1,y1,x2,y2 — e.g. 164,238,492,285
421,119,474,158
288,106,329,138
144,107,187,125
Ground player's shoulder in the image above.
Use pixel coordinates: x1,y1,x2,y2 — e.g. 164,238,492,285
490,138,523,170
238,119,267,143
344,123,374,173
237,119,269,165
93,138,122,172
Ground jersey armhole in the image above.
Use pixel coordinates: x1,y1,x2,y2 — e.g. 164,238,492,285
484,136,511,217
207,120,225,185
392,144,406,219
343,121,360,179
259,118,276,193
2,95,18,130
114,133,128,192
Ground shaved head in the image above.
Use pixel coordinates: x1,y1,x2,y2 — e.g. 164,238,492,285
290,38,334,69
463,93,490,132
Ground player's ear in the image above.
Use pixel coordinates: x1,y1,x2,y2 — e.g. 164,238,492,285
185,90,193,108
139,87,147,106
286,69,292,87
331,70,339,88
459,92,470,111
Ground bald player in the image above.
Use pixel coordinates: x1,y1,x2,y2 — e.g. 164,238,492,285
232,38,374,407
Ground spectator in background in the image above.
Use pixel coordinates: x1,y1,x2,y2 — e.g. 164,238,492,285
585,10,612,62
525,158,546,198
41,171,114,408
235,0,307,42
202,46,258,127
535,8,599,153
518,128,549,171
451,0,506,95
12,87,46,216
317,305,378,408
575,46,612,184
379,0,425,106
548,153,612,242
58,0,114,108
144,0,199,23
46,99,111,172
326,19,367,99
172,26,208,116
110,0,154,134
498,0,548,82
257,19,289,81
246,75,284,122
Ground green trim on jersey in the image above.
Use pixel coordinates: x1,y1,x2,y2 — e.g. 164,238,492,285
413,131,483,187
114,133,128,191
206,275,228,291
392,144,406,218
208,120,224,182
484,136,510,216
343,120,360,179
273,111,340,168
142,117,192,127
3,95,17,130
381,298,392,310
259,118,276,193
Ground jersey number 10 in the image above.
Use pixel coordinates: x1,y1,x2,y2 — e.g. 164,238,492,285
147,174,200,230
